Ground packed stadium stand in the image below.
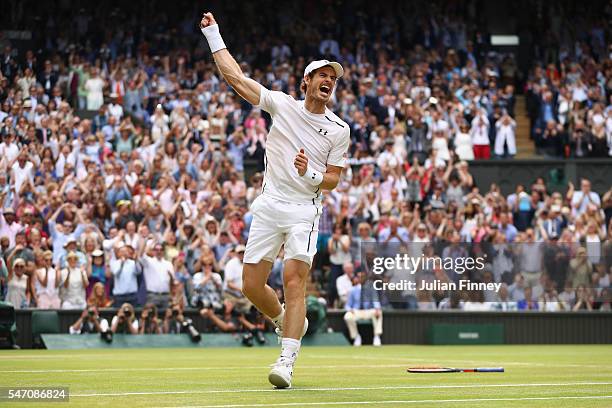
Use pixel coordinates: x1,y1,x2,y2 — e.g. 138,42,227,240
0,0,610,346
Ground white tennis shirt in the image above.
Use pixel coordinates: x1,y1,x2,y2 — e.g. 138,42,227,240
256,85,350,204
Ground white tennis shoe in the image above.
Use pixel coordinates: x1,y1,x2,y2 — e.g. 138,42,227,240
268,355,295,388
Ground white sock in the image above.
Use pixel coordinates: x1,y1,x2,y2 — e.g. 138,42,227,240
271,307,285,328
280,338,301,361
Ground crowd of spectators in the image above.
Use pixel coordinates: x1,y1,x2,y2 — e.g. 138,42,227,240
0,0,610,330
523,1,612,158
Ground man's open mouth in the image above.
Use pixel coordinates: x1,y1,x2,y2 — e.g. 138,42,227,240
320,85,331,95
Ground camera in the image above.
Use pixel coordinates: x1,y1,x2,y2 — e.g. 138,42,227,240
123,306,132,317
241,332,254,347
172,308,179,317
88,309,95,317
181,319,201,343
100,330,113,343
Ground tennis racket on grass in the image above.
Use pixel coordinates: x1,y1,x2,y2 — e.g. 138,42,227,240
407,367,504,373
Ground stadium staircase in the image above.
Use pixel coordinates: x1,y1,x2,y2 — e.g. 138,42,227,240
514,96,536,158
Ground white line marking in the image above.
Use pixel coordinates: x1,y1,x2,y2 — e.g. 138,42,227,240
308,355,612,369
69,382,612,397
309,354,612,369
154,395,612,408
1,364,408,374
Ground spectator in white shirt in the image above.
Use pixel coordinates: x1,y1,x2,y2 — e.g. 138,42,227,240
107,94,124,121
0,133,19,164
11,152,34,194
336,261,355,308
223,245,251,313
376,140,402,169
470,109,491,159
0,208,22,247
571,179,601,217
140,241,175,310
494,114,517,158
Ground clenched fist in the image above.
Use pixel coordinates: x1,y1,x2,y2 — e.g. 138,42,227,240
200,12,217,29
294,148,308,176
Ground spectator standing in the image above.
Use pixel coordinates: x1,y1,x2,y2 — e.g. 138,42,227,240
470,109,491,159
494,114,517,158
34,250,60,308
110,244,140,306
6,257,30,309
140,241,175,310
59,251,88,309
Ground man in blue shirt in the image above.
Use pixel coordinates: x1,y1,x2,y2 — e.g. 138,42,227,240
343,272,383,347
110,245,141,306
498,212,518,243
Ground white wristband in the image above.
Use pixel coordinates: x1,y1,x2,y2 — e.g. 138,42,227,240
201,24,226,53
302,166,324,187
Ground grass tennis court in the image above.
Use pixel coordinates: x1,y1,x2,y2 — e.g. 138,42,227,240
1,345,611,407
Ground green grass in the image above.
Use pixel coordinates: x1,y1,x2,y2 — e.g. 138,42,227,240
1,345,611,407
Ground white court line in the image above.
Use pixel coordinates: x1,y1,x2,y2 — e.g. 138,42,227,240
1,364,413,374
4,358,612,374
2,355,609,370
69,382,612,397
321,355,612,369
154,396,612,408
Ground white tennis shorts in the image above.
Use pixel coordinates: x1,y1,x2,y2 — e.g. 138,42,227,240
244,194,321,267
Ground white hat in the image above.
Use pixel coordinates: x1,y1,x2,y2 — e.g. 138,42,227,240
304,60,344,79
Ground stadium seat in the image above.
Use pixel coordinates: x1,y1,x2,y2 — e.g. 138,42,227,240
31,311,61,349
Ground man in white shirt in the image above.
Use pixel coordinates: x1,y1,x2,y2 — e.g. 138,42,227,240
571,179,601,217
200,12,349,388
11,152,34,193
140,241,175,310
223,245,251,312
0,208,22,247
336,261,355,308
107,93,124,121
0,133,19,164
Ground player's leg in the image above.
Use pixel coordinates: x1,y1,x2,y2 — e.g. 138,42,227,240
242,261,282,319
268,206,320,388
281,258,310,339
268,258,309,388
242,194,285,322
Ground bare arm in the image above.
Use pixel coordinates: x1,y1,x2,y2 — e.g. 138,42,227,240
200,13,261,106
320,165,343,191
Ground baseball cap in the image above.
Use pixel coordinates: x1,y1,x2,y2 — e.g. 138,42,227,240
304,60,344,79
235,245,246,253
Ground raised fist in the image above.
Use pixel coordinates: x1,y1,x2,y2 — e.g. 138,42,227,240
200,12,217,29
294,148,308,177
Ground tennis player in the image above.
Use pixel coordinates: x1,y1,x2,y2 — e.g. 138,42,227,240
200,13,349,388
